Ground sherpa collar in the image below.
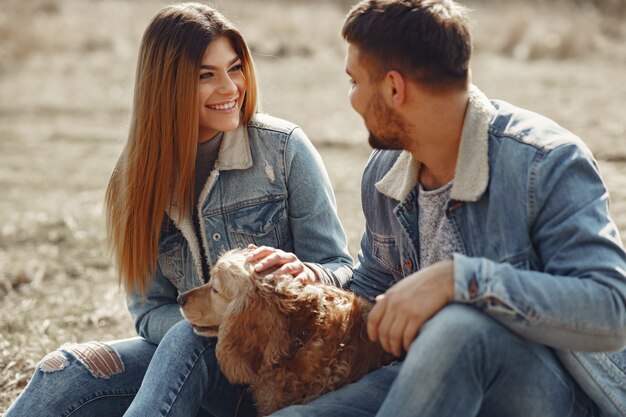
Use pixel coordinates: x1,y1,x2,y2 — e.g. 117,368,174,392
214,121,253,171
375,85,496,202
165,119,253,280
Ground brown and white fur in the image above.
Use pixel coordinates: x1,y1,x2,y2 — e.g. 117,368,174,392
177,248,394,416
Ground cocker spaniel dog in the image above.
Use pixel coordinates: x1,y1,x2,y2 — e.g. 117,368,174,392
177,248,394,416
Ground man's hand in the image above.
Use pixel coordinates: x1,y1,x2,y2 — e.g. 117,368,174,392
367,260,455,357
246,244,317,284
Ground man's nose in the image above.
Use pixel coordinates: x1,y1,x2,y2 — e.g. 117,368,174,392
177,293,187,306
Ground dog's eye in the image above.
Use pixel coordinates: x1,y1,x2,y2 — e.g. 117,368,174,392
211,287,219,294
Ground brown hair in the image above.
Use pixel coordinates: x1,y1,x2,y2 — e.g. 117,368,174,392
105,2,258,293
342,0,471,89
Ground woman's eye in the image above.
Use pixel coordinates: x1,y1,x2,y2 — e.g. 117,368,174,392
229,64,243,72
200,72,214,79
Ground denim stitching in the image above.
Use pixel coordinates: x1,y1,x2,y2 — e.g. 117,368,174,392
160,342,216,417
64,390,138,417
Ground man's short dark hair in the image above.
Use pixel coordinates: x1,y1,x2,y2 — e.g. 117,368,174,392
342,0,472,89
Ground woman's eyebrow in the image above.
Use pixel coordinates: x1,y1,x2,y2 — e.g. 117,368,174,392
200,56,240,70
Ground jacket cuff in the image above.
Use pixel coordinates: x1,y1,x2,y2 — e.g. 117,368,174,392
453,253,491,303
304,262,343,288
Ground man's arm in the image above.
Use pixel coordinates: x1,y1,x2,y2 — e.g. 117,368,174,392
367,260,454,356
370,143,626,355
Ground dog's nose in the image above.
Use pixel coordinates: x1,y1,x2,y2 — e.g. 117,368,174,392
177,294,187,306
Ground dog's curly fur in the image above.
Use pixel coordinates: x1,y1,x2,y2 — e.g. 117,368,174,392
178,248,394,416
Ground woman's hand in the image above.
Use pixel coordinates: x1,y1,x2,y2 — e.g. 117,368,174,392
246,244,317,284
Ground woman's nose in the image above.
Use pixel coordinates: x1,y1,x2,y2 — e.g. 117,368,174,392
217,75,237,95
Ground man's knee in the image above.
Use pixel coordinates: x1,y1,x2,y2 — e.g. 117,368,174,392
408,304,514,362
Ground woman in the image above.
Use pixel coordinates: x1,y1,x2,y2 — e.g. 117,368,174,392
5,3,351,417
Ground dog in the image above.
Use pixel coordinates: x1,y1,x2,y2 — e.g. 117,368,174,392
177,248,394,416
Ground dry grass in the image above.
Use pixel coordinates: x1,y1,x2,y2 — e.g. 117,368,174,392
1,0,626,413
470,0,626,61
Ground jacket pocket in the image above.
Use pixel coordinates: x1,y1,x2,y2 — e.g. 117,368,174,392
157,236,185,284
226,199,288,248
370,232,403,277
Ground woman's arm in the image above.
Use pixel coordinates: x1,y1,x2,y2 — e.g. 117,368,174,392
286,127,353,286
126,262,184,344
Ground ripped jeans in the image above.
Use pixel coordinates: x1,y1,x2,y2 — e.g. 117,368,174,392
3,321,256,417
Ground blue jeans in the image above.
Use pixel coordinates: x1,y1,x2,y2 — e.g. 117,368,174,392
123,321,255,417
270,304,600,417
4,321,255,417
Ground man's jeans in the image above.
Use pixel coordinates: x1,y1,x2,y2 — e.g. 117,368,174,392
4,320,255,417
270,304,600,417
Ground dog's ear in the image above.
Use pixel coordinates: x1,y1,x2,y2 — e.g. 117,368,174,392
216,285,290,384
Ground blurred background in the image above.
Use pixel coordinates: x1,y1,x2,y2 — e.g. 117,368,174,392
1,0,625,411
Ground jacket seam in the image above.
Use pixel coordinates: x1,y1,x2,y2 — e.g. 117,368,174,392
528,149,543,229
572,352,626,415
248,117,298,135
201,194,288,216
282,126,300,186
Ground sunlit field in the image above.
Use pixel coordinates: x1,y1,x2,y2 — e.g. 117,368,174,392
1,0,625,411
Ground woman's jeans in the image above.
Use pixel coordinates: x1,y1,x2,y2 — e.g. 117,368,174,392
269,305,600,417
4,320,256,417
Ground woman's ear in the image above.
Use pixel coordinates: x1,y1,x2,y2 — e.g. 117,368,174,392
384,70,406,108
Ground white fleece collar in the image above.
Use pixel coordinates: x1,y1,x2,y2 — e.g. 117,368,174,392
214,121,253,171
165,120,253,280
375,85,496,202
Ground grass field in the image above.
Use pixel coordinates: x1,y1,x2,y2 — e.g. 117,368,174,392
1,0,626,412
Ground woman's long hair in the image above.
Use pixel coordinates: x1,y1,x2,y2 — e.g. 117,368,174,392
105,2,258,294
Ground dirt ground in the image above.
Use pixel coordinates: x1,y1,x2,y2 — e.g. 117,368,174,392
1,0,626,412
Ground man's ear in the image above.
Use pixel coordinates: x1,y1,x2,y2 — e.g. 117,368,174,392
384,70,406,107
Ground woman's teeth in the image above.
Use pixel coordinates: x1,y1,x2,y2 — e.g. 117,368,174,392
208,101,236,110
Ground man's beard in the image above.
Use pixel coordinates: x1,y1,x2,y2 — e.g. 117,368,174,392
365,91,408,151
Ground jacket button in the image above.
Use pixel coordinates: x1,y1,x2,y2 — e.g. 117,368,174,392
404,259,413,270
469,278,479,299
212,233,221,241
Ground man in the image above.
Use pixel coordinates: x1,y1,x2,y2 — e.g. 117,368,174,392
270,0,626,416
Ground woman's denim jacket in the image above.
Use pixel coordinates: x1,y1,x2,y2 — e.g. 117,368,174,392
351,86,626,416
128,114,352,345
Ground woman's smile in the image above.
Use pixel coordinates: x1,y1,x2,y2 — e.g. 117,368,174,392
207,98,239,112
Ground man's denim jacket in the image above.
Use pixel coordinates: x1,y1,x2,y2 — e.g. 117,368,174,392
351,86,626,416
128,113,352,345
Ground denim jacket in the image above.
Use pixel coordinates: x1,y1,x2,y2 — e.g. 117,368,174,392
351,86,626,416
128,113,353,345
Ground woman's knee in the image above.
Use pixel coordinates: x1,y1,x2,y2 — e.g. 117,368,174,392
158,320,217,359
5,339,150,417
148,320,223,392
160,319,211,347
38,341,125,378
